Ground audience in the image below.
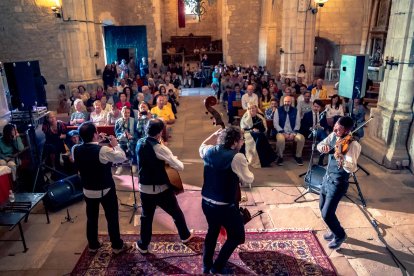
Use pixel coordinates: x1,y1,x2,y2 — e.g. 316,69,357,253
114,107,137,174
0,123,24,181
70,99,88,126
90,100,107,126
326,94,344,128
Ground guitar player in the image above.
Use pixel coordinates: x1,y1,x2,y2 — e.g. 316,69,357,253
199,126,254,274
134,118,193,253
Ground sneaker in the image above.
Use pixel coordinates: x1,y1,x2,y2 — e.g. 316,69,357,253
132,165,137,173
181,229,194,243
328,234,347,249
323,232,335,241
132,242,148,254
294,157,304,166
88,242,102,253
277,157,284,166
112,242,133,255
115,166,123,175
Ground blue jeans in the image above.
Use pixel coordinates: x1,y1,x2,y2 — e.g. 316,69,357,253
202,199,245,272
319,177,349,239
138,189,191,249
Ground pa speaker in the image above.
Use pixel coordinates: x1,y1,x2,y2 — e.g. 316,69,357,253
4,60,47,109
43,175,83,211
338,54,368,99
304,165,326,193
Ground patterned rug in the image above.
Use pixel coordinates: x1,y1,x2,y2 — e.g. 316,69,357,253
71,231,336,275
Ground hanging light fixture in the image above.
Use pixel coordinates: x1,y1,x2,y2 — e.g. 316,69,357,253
309,0,328,14
184,0,208,21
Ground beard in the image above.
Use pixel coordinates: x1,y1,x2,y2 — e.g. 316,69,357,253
284,105,290,112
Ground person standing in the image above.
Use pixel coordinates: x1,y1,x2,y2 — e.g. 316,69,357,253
73,122,132,254
134,118,193,253
199,127,254,274
317,116,361,249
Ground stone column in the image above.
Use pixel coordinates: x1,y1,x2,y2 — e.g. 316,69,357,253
152,0,162,64
361,0,414,171
258,0,278,74
360,0,374,54
279,0,316,80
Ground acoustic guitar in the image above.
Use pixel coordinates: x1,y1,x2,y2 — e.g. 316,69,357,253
165,164,184,195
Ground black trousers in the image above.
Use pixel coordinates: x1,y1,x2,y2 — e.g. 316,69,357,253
202,199,245,272
139,188,190,249
319,178,348,240
84,187,123,249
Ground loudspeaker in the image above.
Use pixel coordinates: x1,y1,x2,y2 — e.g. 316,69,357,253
304,165,326,193
338,54,368,99
43,175,83,211
4,60,47,109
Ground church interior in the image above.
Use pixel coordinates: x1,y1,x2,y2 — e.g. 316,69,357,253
0,0,413,275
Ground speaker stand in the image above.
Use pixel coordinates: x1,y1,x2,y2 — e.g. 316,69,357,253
294,186,320,203
61,208,76,224
347,172,367,207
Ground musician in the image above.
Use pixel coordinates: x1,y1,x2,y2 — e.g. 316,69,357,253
134,118,193,254
73,122,132,254
199,126,254,274
317,116,361,249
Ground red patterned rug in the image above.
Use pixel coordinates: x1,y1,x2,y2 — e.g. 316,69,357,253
71,230,336,275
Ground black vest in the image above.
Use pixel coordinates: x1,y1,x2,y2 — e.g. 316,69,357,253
202,145,239,204
74,143,115,190
326,136,350,183
136,137,170,186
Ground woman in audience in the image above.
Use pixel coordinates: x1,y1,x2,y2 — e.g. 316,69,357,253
116,92,132,110
284,77,291,87
100,95,111,113
78,85,90,103
107,104,122,125
259,87,272,112
90,100,107,126
123,86,134,104
296,64,307,84
96,85,104,100
57,84,70,114
135,102,152,139
69,87,81,109
70,99,88,126
240,103,276,168
42,112,67,173
326,94,344,128
0,123,24,181
114,107,137,174
131,81,139,94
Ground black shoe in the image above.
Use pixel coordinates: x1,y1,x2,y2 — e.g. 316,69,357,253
294,157,304,166
328,234,347,249
202,266,212,274
210,266,234,274
323,232,335,241
277,157,284,166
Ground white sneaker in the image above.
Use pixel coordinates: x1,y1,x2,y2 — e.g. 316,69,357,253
132,165,137,174
115,166,123,175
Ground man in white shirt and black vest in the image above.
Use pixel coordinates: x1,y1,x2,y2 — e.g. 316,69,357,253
73,122,132,254
134,118,193,253
317,116,361,249
199,126,254,274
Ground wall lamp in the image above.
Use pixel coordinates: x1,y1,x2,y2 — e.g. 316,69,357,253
51,6,62,18
309,0,328,14
384,56,414,70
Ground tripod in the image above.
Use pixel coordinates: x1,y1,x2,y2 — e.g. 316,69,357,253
61,208,77,224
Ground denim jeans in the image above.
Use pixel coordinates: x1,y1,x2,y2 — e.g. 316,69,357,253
202,199,245,272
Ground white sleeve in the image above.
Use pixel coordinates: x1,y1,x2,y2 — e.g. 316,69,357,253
317,133,334,153
231,153,254,185
154,143,184,171
343,141,361,173
241,95,248,110
99,145,127,164
199,144,214,159
273,109,282,132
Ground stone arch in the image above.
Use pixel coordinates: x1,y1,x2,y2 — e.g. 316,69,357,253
313,37,340,79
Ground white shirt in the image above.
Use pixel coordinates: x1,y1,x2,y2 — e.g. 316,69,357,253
90,111,107,126
326,104,344,119
138,142,184,194
317,132,361,173
273,107,301,133
198,144,254,186
72,142,127,198
241,93,259,110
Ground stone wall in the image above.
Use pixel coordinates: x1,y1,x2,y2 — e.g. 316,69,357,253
316,0,364,55
0,0,68,110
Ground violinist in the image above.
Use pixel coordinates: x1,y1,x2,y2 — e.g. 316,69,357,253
317,116,361,249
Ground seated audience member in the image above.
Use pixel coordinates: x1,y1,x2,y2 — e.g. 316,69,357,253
269,85,283,102
151,95,175,124
296,84,308,103
42,111,67,174
132,92,145,111
115,107,137,174
297,91,313,119
142,85,153,105
90,100,107,126
100,95,112,113
135,102,153,139
86,89,98,112
260,87,272,112
307,79,317,92
70,87,82,109
78,85,90,103
326,94,344,128
241,104,277,168
241,85,259,110
265,98,278,120
348,98,365,139
106,86,118,106
116,92,132,110
300,99,329,141
168,88,179,107
0,124,24,181
70,99,89,126
107,104,122,125
123,86,134,104
227,84,244,124
280,87,296,107
166,89,178,116
63,130,81,174
57,84,70,114
96,85,105,100
273,96,305,166
117,78,128,93
311,78,328,100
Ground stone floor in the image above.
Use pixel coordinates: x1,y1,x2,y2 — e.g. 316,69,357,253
0,89,413,275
